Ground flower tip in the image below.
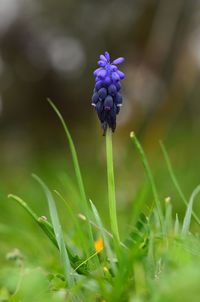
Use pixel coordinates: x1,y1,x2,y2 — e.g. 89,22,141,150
112,57,125,65
100,54,107,62
104,51,110,61
130,131,135,138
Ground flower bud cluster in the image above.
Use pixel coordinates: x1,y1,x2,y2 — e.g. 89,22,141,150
91,51,125,134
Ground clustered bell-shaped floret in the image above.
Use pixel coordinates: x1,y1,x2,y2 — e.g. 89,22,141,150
91,51,125,135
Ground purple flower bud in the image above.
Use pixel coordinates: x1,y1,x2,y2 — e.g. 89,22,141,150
104,95,113,110
96,102,103,120
98,69,107,78
103,77,111,86
104,51,110,61
108,84,117,96
95,80,103,90
96,102,106,124
117,70,125,79
115,93,123,106
98,87,107,100
98,60,107,67
110,65,117,71
112,72,120,81
95,77,101,82
112,57,125,65
100,54,107,61
115,81,121,91
91,92,99,106
110,105,117,118
93,67,103,77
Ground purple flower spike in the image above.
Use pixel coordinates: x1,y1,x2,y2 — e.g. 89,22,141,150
112,57,125,65
91,51,125,135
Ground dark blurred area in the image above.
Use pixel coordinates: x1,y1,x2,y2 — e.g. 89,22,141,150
0,0,200,189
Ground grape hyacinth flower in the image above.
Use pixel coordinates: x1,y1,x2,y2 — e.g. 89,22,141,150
91,51,125,135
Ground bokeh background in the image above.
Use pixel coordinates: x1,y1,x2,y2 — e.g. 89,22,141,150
0,0,200,271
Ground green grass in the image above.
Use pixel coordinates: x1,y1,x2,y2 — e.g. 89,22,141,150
1,103,200,301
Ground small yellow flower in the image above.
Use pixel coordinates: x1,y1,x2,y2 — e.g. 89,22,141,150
95,238,104,253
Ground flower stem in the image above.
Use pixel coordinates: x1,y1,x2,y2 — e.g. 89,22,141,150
106,128,120,245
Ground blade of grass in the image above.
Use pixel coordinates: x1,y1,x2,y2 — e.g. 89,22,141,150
182,185,200,236
160,141,200,225
130,132,164,232
8,194,58,249
89,199,117,274
47,98,95,257
32,174,75,287
174,213,180,235
8,194,88,275
164,197,172,234
147,231,155,277
106,128,120,247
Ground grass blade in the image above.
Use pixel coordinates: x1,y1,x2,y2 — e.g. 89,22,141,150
47,98,95,256
174,213,180,235
8,194,58,248
164,197,172,234
130,132,164,231
32,174,75,287
160,141,200,225
182,185,200,236
8,194,88,275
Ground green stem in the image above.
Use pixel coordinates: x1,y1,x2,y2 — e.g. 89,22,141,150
106,128,120,245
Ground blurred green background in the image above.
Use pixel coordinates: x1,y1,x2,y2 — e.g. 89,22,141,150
0,0,200,284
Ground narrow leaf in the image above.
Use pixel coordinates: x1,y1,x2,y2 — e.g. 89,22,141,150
160,141,200,225
47,98,95,257
32,174,75,287
130,132,164,231
182,185,200,236
8,194,58,248
174,213,180,235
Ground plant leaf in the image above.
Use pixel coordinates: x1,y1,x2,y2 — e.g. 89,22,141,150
182,185,200,236
32,174,75,287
